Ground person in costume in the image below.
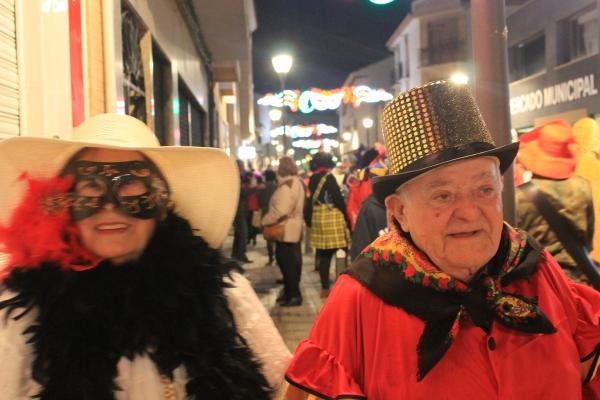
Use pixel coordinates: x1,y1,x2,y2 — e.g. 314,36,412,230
349,159,389,261
515,119,594,284
305,152,350,299
345,147,381,232
262,157,305,307
284,81,600,399
0,113,291,399
573,117,600,264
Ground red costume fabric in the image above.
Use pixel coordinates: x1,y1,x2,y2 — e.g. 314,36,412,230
286,238,600,399
346,178,371,232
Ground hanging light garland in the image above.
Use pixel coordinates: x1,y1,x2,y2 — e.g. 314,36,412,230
258,85,393,114
270,124,338,138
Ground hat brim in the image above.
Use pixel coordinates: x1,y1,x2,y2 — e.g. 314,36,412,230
517,139,576,179
372,141,519,203
0,136,239,249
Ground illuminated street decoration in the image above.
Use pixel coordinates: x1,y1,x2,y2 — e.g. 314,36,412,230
352,85,394,106
258,85,393,113
257,90,300,112
292,138,340,149
270,124,338,138
298,89,346,113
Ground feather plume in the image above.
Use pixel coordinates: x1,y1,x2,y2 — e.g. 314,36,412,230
0,173,100,279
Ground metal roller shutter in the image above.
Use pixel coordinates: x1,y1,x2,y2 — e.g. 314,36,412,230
0,0,18,138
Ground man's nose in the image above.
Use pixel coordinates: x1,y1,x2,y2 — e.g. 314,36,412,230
452,193,481,220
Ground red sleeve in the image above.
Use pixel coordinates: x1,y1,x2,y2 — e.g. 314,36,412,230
346,186,360,231
539,251,600,398
285,275,366,399
571,282,600,398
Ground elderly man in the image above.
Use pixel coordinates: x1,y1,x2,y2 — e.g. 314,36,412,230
284,81,600,399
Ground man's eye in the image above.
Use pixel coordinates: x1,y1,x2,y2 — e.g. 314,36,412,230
479,186,497,196
432,192,452,202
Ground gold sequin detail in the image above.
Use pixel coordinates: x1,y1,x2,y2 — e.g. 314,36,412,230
381,80,494,174
161,375,177,400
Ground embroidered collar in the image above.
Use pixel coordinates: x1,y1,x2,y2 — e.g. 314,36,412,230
349,222,556,380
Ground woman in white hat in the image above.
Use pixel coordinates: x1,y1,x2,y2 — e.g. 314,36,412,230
0,114,291,399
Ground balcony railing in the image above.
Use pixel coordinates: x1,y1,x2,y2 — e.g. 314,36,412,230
419,41,467,67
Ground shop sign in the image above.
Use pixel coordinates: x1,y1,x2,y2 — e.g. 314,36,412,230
510,73,598,115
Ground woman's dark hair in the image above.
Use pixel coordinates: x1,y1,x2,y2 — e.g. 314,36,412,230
264,169,277,182
360,148,379,169
310,152,335,171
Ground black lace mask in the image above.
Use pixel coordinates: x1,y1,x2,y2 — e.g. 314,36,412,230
64,160,170,220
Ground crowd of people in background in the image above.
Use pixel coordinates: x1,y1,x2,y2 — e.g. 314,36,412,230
1,82,599,399
232,114,600,308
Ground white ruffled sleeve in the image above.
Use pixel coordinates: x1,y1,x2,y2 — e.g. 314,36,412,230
0,290,39,399
224,272,292,398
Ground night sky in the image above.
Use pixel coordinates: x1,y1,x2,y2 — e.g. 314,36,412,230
252,0,411,95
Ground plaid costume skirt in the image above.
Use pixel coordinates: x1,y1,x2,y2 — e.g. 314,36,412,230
311,203,349,249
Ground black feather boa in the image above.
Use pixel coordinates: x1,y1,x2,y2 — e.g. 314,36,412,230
0,211,272,399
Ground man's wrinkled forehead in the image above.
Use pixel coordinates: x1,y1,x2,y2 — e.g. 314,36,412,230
395,156,501,194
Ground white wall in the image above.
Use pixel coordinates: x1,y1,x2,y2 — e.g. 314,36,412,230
18,1,74,138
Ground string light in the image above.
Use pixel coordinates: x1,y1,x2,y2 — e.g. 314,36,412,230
292,138,339,149
270,124,338,138
258,85,393,114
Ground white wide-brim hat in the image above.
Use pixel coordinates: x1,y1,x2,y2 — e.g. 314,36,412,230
0,113,239,249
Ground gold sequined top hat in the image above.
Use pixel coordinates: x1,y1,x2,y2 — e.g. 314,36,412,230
372,80,519,202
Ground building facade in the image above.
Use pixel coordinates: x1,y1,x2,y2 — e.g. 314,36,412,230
386,0,472,95
0,0,256,156
338,56,394,154
507,0,600,131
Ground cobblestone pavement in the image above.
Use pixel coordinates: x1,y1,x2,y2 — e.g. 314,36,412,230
222,233,335,352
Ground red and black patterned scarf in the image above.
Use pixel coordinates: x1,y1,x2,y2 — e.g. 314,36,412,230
347,221,556,380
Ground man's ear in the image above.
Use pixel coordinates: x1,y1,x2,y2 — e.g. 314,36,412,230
385,193,410,232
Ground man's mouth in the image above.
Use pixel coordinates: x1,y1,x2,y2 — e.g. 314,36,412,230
448,229,481,238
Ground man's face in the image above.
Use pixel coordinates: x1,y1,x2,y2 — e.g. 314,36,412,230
385,157,504,281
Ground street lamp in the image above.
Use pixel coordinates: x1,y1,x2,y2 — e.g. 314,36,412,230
450,72,469,85
342,131,353,142
362,117,374,147
268,108,282,122
272,54,293,151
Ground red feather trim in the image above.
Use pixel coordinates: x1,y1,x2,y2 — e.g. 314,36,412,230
0,173,101,279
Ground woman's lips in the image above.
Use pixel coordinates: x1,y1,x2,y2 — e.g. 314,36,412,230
95,223,129,233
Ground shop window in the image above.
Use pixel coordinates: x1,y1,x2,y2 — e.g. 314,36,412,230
178,78,206,147
121,8,147,122
421,17,464,67
557,6,599,64
509,33,545,82
152,42,172,145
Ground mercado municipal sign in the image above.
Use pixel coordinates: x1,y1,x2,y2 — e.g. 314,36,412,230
257,85,394,114
509,73,599,115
